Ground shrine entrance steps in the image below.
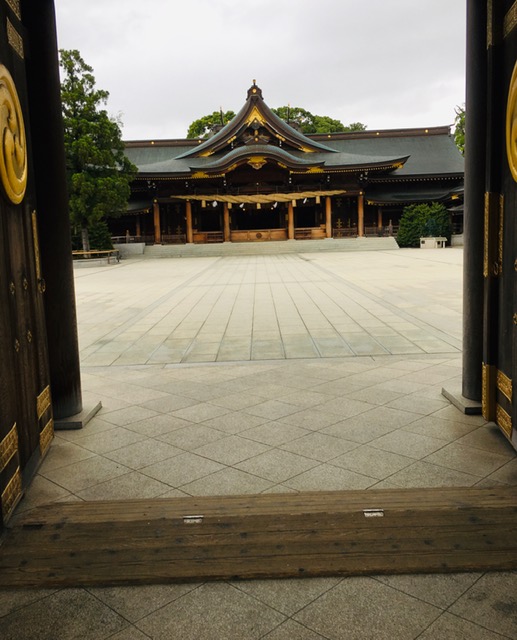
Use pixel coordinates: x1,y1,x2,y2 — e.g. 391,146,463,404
2,486,516,588
142,237,399,258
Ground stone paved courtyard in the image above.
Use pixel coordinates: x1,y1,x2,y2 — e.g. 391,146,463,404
3,247,517,640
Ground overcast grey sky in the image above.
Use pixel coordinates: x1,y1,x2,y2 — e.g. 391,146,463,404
53,1,466,141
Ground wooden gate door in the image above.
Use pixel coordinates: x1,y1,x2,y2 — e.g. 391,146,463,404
0,2,53,526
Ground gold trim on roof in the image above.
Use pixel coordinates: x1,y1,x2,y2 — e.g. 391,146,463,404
36,385,51,420
2,466,22,521
0,423,18,472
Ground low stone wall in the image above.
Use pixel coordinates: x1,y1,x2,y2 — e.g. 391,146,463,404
451,234,464,247
113,242,145,257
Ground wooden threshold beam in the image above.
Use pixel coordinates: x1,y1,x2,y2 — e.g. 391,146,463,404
1,486,517,588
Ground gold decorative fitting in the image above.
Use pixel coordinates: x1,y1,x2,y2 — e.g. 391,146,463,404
0,423,18,472
247,156,267,171
497,370,513,402
6,18,23,59
22,276,28,290
497,404,513,439
0,64,27,204
2,466,22,521
507,61,517,182
13,338,19,353
40,418,54,456
26,329,32,343
5,0,21,20
484,192,501,277
505,1,517,39
514,313,517,325
36,385,51,420
9,281,15,295
482,363,496,421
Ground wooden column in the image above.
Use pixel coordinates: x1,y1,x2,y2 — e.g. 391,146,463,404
136,217,141,238
357,194,365,237
153,201,161,244
325,197,332,238
288,201,295,240
377,208,383,231
186,201,193,244
223,203,230,242
24,0,82,419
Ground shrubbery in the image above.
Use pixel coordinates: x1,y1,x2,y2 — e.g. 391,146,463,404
397,203,451,248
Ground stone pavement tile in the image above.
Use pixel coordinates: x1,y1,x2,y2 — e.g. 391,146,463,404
281,389,332,409
40,456,130,493
248,383,298,399
373,572,482,609
70,427,147,455
418,612,509,640
385,394,449,415
0,589,128,640
92,382,170,404
12,475,72,515
293,577,441,640
387,460,479,488
485,457,517,485
332,445,413,479
181,467,274,496
156,424,226,450
169,402,231,423
200,411,269,434
322,406,420,444
430,405,488,427
278,407,344,431
56,417,117,442
311,380,368,397
315,397,376,419
455,424,517,457
231,577,342,615
193,435,271,465
107,627,152,640
401,415,480,442
243,399,304,420
423,443,511,477
235,449,319,483
0,588,60,617
369,430,447,460
280,432,359,461
104,439,182,470
141,452,225,487
135,583,286,640
82,390,131,413
202,391,265,411
123,414,193,437
261,620,328,639
87,583,200,623
139,394,199,413
90,405,160,427
37,438,96,472
284,463,376,491
76,470,172,501
344,385,406,406
449,572,517,638
241,421,310,446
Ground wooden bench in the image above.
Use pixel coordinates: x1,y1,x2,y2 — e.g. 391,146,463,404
2,486,517,587
72,249,120,263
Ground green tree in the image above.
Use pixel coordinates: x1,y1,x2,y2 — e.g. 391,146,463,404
186,110,236,138
60,49,136,251
397,202,451,248
272,106,366,134
454,105,465,156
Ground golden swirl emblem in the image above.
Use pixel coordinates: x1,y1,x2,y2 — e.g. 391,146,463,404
506,61,517,182
0,64,27,204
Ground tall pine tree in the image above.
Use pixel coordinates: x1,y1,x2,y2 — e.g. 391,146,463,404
60,49,136,251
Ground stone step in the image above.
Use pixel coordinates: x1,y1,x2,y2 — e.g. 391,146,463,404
142,237,399,258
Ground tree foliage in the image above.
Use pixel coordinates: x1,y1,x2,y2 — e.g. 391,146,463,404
186,106,366,137
60,49,136,250
397,202,451,248
454,105,465,156
186,110,236,138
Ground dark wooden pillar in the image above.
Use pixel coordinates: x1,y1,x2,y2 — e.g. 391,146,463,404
153,201,161,244
186,201,193,243
23,0,82,419
287,201,295,239
462,0,487,401
223,202,230,241
357,194,365,237
377,208,383,231
325,197,332,238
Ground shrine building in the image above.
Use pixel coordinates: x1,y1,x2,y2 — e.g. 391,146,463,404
114,82,465,245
